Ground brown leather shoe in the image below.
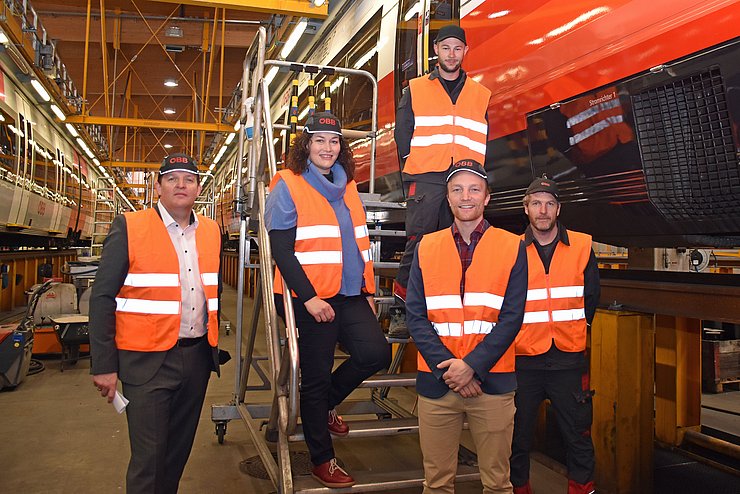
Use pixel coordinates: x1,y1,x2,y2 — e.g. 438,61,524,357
327,409,349,436
311,458,355,488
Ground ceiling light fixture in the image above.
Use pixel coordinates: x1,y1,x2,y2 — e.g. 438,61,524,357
31,79,51,102
65,123,79,137
92,158,100,166
163,107,176,115
0,32,8,45
224,132,236,145
311,0,326,6
164,79,178,87
280,18,308,59
164,143,173,149
50,104,66,121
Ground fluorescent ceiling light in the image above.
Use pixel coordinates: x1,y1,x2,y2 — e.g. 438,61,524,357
98,164,106,173
330,76,345,93
164,79,179,87
224,132,235,145
75,137,87,149
31,79,51,102
50,104,66,121
264,66,279,85
298,106,310,120
84,147,95,159
0,114,5,122
164,143,173,149
92,158,100,166
163,107,176,115
65,123,79,137
213,145,227,164
0,32,8,45
233,120,241,131
312,0,326,6
280,18,307,59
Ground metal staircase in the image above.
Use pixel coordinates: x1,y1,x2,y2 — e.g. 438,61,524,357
90,177,118,257
211,27,479,493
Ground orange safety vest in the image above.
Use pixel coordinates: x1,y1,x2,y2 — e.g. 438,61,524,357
270,169,375,298
515,231,592,356
417,227,520,373
114,207,221,351
403,75,491,175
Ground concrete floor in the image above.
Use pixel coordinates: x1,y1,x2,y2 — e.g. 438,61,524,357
0,285,572,493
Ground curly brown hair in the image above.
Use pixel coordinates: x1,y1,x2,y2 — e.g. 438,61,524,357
285,131,356,180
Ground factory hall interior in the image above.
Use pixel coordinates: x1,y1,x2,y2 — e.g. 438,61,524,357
1,0,739,493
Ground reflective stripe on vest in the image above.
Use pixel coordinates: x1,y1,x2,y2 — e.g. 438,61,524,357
114,208,221,351
270,169,375,298
515,230,592,356
403,75,491,175
417,227,520,374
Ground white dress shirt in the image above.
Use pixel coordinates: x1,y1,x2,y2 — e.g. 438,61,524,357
157,202,207,339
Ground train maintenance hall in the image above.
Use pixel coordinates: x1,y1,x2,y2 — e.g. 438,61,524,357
0,0,738,493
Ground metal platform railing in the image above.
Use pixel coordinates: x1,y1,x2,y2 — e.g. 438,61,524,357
210,26,477,494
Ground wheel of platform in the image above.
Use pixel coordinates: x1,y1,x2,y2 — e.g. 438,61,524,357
216,422,227,444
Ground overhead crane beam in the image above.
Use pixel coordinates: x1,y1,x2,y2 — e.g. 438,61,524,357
149,0,328,17
101,160,209,171
66,115,233,133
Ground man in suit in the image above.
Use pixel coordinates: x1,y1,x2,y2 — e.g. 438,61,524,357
90,153,222,493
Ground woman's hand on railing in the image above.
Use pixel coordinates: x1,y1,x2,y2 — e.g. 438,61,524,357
304,296,335,323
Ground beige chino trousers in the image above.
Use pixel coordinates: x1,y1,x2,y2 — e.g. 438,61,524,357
418,390,516,494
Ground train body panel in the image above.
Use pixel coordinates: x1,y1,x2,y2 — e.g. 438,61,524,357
0,60,101,246
260,0,740,248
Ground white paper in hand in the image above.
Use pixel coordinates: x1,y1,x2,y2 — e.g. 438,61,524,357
113,390,129,414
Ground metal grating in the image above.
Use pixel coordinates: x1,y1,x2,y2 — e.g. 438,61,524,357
632,67,740,221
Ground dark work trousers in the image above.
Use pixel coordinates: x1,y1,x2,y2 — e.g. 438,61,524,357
278,294,391,465
395,180,453,292
122,339,212,494
510,367,595,486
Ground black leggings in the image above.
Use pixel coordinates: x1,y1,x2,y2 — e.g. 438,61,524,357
277,294,391,465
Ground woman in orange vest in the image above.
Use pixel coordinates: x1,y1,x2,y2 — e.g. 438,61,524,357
265,112,390,488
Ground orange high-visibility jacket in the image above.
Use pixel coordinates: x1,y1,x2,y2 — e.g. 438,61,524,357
114,207,221,351
417,226,520,373
403,75,491,175
515,231,592,356
270,169,375,298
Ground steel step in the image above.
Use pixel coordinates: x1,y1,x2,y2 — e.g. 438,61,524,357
293,464,480,493
288,417,420,442
368,229,406,237
372,261,400,269
357,373,415,388
373,296,395,305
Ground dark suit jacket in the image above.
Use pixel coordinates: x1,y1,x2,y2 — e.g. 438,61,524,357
89,208,222,385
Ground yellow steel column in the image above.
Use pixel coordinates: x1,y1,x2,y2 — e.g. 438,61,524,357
591,309,654,493
81,0,92,116
219,8,226,118
655,315,702,446
99,0,112,154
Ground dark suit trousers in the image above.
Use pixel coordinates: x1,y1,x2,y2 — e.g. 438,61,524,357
396,180,453,291
280,294,391,466
122,339,212,494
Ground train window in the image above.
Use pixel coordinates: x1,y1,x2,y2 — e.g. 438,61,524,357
427,1,460,71
0,111,16,178
322,12,381,131
395,0,420,103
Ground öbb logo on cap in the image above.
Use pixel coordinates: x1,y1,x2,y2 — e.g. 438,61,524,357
458,160,474,168
170,156,190,164
319,117,337,126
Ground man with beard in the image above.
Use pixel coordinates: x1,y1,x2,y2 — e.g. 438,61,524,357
391,24,491,338
510,177,600,494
